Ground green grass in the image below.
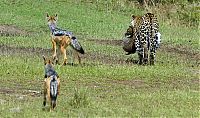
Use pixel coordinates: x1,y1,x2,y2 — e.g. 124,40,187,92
0,55,199,117
0,0,199,117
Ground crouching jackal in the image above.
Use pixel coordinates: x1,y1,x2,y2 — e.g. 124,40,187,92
43,56,60,111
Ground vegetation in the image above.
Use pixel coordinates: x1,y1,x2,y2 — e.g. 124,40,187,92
0,0,199,117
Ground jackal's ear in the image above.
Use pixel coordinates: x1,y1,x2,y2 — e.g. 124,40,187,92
43,55,47,65
131,14,136,20
46,13,50,21
55,14,58,20
46,13,49,18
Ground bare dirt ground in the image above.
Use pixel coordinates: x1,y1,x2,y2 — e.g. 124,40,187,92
0,44,51,56
0,25,31,36
88,39,200,62
87,38,122,46
0,44,131,65
0,39,199,66
0,88,41,97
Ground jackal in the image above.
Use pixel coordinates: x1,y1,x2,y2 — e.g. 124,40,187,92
46,13,84,65
43,55,60,111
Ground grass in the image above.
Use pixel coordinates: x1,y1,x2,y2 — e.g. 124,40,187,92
0,0,199,117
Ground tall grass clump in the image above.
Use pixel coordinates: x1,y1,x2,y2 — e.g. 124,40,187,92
177,3,200,27
69,87,90,108
82,0,200,28
137,0,200,28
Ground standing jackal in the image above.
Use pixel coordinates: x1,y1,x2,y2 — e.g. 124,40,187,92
46,13,85,65
43,56,60,111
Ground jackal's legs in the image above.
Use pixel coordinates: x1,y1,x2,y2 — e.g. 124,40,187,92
60,45,67,65
43,80,47,107
52,39,58,64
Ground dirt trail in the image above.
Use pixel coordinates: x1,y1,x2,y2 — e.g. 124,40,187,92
0,39,199,65
0,25,31,36
0,44,50,56
0,44,133,65
88,39,200,62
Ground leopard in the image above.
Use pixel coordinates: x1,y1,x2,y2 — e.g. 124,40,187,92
130,13,160,65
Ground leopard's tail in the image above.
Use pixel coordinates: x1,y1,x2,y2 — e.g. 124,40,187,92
145,13,159,48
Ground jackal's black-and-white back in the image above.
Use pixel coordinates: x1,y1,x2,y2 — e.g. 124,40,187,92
44,63,58,78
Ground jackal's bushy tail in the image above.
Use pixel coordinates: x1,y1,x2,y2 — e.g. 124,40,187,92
70,37,85,54
50,75,58,108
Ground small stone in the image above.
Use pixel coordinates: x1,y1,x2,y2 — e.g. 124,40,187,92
0,99,6,104
10,107,21,113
